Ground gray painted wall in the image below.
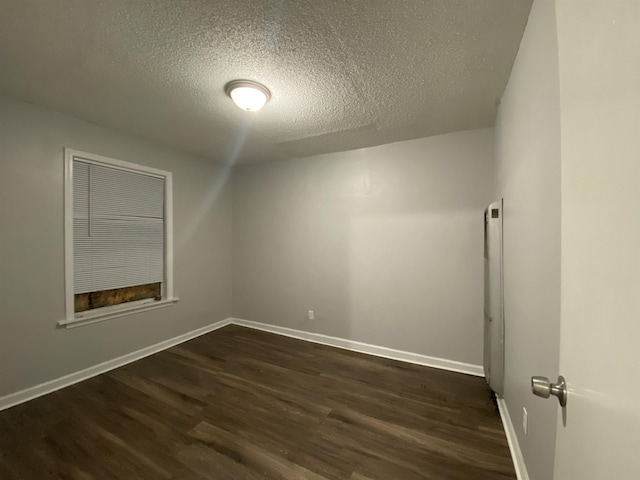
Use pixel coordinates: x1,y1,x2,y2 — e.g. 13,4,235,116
494,1,562,479
232,129,495,365
0,96,233,397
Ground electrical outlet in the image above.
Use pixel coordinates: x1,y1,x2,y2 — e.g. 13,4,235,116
522,407,528,435
308,310,314,320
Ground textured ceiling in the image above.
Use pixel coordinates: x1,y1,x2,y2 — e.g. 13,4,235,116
0,1,532,164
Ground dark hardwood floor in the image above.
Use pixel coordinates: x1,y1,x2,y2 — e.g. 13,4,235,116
0,325,515,479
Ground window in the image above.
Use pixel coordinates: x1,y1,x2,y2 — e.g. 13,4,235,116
61,149,177,328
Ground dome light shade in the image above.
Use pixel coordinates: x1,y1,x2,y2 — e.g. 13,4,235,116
225,80,271,112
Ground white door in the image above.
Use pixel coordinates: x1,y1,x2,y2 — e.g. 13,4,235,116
484,200,504,396
553,1,640,478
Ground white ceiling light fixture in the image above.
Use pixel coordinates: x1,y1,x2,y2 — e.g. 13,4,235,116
225,80,271,112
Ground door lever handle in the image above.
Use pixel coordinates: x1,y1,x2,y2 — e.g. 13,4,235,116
531,375,568,407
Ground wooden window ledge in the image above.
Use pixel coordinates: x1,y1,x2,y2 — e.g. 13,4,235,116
58,297,179,329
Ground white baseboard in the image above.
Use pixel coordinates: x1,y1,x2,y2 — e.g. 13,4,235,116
231,318,484,377
0,318,233,412
0,316,484,412
496,396,530,480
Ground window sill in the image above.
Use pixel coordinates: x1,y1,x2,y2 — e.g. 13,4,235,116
58,297,180,329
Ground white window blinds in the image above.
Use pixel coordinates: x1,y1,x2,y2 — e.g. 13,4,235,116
72,160,165,294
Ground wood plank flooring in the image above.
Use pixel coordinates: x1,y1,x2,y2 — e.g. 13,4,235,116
0,325,515,479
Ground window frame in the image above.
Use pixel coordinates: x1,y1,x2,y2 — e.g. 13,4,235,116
60,148,177,328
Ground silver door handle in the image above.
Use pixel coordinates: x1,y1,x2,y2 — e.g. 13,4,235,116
531,375,568,407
